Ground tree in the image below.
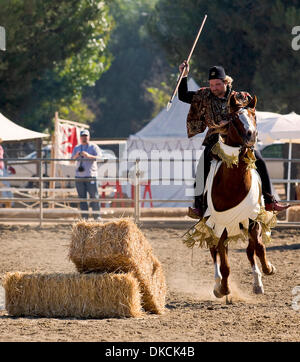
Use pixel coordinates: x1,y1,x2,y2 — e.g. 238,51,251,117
84,0,172,138
148,0,300,113
0,0,112,131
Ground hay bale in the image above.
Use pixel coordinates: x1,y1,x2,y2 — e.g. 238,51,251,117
3,271,142,318
69,218,166,314
288,206,300,222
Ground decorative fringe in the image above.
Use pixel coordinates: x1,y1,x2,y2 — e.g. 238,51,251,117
183,206,277,249
211,141,257,170
211,142,239,168
244,149,257,170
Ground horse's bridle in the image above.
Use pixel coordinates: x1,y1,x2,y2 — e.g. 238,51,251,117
226,109,257,151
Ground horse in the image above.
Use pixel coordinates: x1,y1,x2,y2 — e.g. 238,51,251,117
184,94,276,300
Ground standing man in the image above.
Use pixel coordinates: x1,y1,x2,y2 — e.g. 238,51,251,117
71,129,102,220
178,61,289,218
0,138,13,207
0,138,4,177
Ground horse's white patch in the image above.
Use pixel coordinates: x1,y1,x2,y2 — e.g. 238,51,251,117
252,263,264,293
214,262,222,281
238,109,256,134
252,264,262,283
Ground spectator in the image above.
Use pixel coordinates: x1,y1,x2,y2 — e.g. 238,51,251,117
0,138,13,207
0,138,4,177
71,130,102,220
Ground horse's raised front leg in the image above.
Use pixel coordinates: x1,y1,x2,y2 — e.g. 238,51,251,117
250,222,276,276
210,246,222,298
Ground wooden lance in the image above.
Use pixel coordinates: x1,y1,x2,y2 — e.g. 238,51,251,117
166,14,207,111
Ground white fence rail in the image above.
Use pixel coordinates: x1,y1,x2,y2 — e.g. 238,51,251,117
0,157,299,226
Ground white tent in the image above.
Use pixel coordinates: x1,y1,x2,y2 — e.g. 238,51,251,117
255,111,300,199
256,111,300,144
0,112,48,142
129,78,204,141
125,78,205,207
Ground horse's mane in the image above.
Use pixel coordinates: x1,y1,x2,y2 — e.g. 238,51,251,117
209,120,230,137
209,101,250,137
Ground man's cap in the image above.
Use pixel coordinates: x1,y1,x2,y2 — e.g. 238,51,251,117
80,129,90,136
208,66,226,80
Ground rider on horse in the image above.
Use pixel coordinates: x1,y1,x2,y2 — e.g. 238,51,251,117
178,61,289,218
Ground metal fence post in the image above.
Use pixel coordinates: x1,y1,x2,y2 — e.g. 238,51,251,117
39,159,43,227
287,141,292,202
285,141,293,222
134,159,141,224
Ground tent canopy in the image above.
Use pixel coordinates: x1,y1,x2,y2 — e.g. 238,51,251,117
127,78,205,153
0,112,49,142
131,78,200,140
125,79,203,207
256,111,300,144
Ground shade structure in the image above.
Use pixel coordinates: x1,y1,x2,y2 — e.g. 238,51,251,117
131,78,201,140
125,78,205,207
256,111,300,200
0,112,48,142
256,111,300,144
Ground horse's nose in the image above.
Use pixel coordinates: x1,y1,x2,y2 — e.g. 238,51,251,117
244,129,255,144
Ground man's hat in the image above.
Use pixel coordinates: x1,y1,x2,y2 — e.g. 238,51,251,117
208,66,226,80
80,129,90,136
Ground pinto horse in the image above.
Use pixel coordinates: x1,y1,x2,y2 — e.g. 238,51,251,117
184,94,276,300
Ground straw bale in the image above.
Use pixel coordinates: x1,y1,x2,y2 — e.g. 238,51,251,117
287,206,300,222
3,271,142,318
69,218,166,314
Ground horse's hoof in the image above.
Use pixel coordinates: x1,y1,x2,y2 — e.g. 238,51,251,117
213,282,230,298
264,263,276,276
213,278,223,298
253,285,264,294
268,263,276,275
213,286,224,298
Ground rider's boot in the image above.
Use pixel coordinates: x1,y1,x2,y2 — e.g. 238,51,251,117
264,192,290,212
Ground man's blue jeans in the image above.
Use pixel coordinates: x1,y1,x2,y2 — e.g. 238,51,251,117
75,177,100,219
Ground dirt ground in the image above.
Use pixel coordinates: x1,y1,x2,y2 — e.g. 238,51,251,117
0,221,299,342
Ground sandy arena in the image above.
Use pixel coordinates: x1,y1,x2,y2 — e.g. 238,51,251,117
0,221,299,342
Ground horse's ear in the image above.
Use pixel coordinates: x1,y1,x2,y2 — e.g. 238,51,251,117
229,93,241,111
247,95,257,110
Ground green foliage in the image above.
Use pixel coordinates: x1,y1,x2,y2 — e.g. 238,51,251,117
84,0,172,138
58,96,95,124
0,0,112,131
148,0,300,113
146,82,171,117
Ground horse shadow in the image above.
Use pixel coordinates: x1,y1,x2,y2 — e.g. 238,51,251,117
165,299,231,311
235,243,300,253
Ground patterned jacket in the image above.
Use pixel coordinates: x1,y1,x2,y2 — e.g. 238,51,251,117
178,77,252,146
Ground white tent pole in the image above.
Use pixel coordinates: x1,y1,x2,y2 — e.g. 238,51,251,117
49,113,59,207
287,139,292,201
